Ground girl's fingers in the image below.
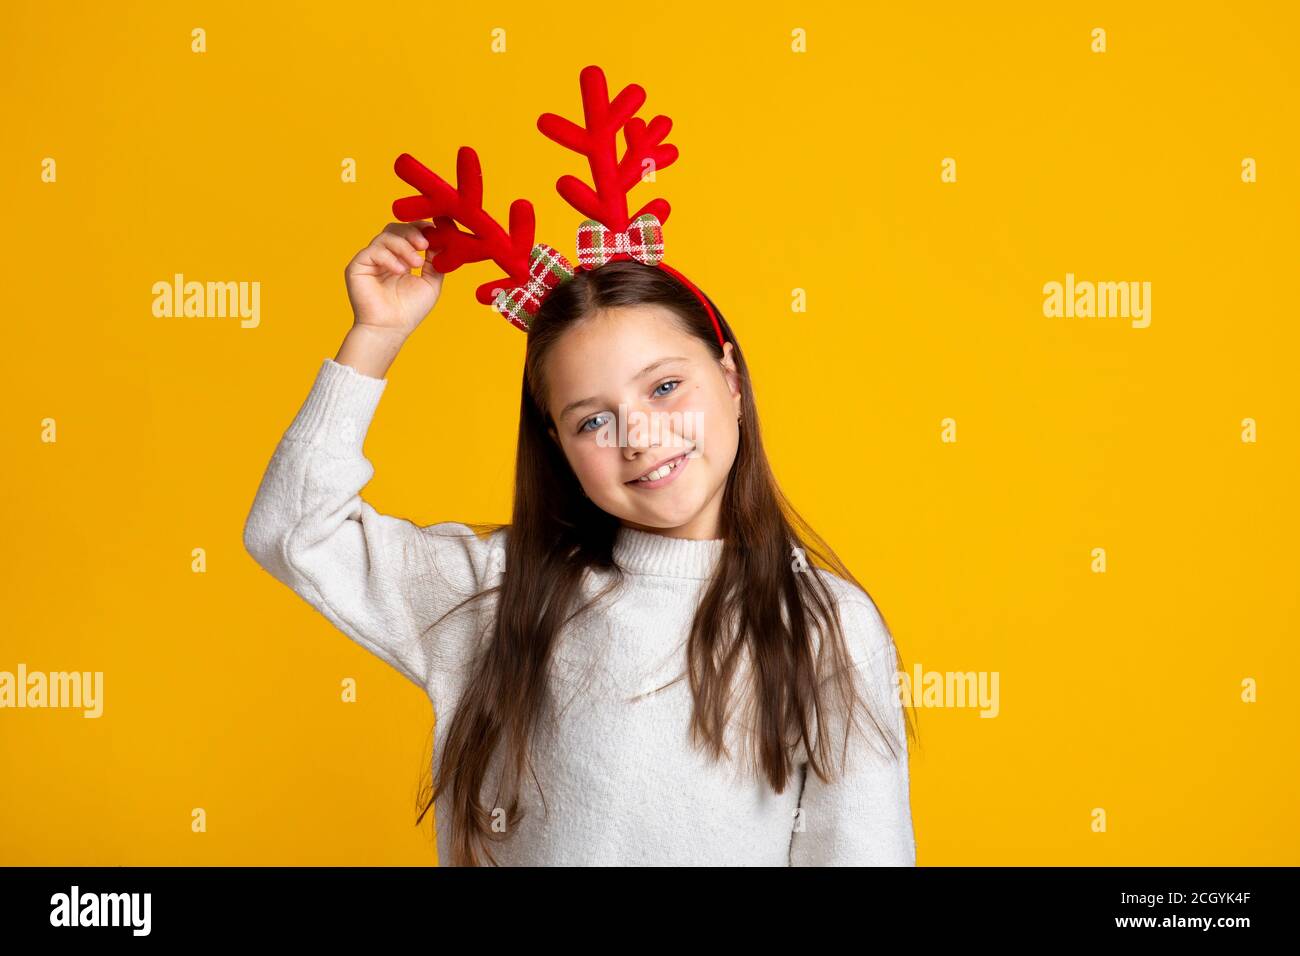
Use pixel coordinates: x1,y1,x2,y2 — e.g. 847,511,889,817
369,246,410,276
383,221,431,251
375,231,426,270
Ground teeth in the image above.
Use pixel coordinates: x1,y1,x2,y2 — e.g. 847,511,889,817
637,457,681,482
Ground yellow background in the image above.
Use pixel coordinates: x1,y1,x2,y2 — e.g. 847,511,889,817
1,1,1296,865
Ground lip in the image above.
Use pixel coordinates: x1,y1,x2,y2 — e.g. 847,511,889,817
626,450,692,489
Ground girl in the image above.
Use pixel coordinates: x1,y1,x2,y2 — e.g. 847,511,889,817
242,222,919,867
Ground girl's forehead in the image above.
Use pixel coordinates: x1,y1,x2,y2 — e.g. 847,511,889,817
549,307,699,371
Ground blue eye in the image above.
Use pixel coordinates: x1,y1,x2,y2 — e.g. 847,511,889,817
576,380,683,435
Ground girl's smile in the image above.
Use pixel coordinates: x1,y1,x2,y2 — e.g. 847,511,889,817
626,448,693,489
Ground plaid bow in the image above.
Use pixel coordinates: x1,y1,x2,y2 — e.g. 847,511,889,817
490,242,576,332
576,213,665,268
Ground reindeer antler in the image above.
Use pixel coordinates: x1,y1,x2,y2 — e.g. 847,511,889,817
386,65,723,343
392,147,540,309
537,64,679,232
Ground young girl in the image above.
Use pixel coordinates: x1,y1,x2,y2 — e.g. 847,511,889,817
242,221,919,867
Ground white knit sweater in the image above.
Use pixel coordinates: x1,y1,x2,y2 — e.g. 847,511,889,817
242,357,917,866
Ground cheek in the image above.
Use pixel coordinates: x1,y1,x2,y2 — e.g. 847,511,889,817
695,389,738,453
566,440,620,487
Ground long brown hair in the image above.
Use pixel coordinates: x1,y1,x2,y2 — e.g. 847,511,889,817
415,259,919,865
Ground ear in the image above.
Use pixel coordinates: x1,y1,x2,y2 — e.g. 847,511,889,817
719,340,738,375
547,424,560,447
719,342,742,415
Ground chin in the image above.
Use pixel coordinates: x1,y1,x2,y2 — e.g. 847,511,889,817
626,498,702,528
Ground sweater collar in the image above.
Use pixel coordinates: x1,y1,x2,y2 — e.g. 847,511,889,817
613,526,725,580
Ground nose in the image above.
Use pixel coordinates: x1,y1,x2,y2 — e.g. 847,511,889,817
621,403,658,461
622,431,656,461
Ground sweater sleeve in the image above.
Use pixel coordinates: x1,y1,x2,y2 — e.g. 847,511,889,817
788,595,918,866
241,357,499,693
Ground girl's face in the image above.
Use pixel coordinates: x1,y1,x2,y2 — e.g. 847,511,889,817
544,304,742,540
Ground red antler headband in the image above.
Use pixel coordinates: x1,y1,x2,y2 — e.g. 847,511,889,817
389,64,726,349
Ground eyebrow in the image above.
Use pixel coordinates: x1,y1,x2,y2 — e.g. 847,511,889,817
558,356,691,422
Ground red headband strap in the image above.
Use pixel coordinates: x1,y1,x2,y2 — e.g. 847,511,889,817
655,261,725,349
